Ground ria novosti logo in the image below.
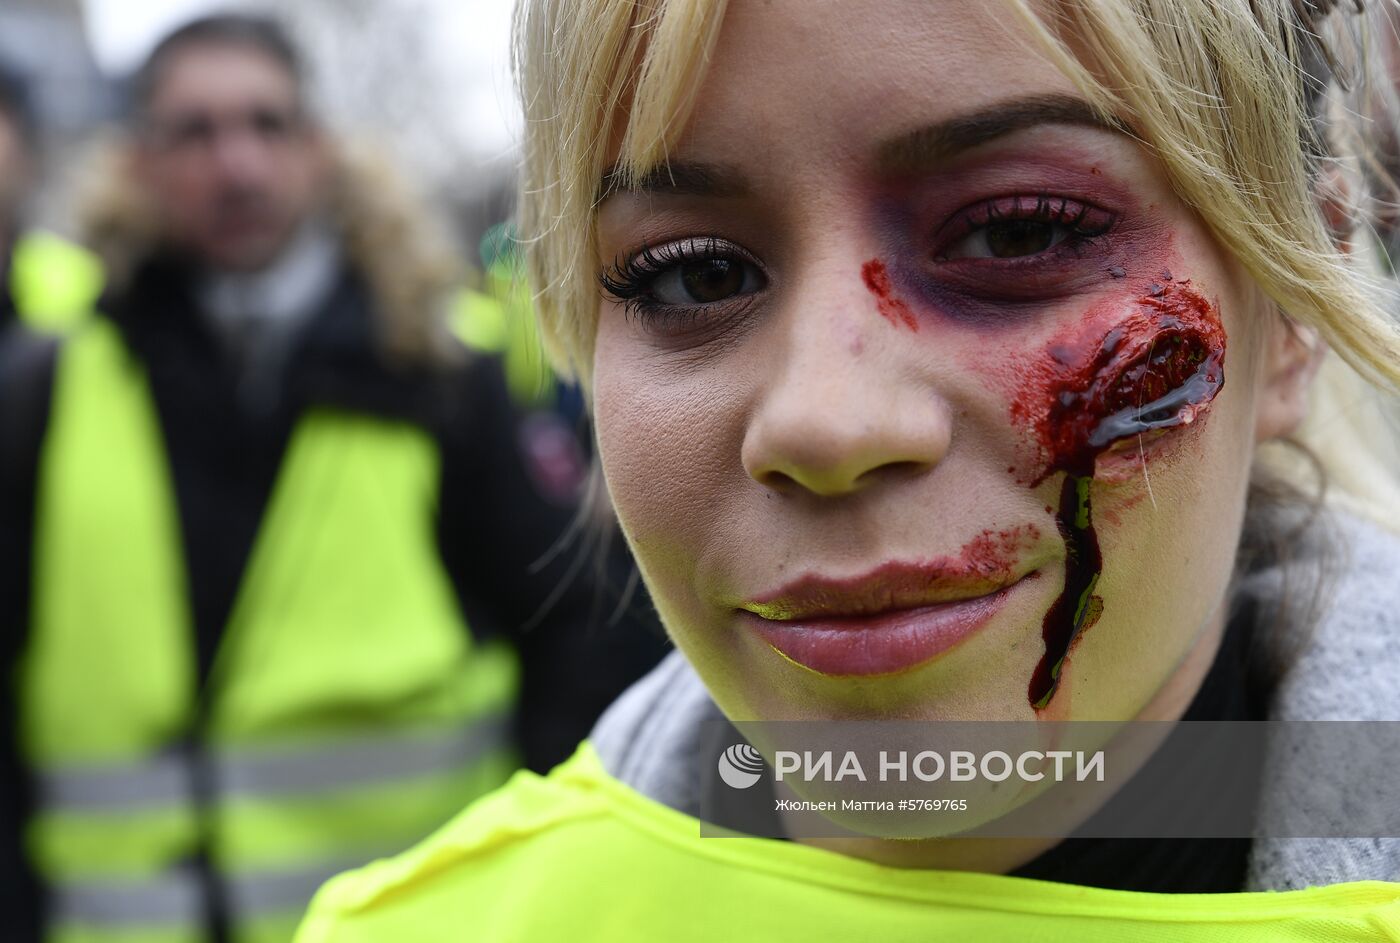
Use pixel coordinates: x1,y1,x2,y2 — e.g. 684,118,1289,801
717,743,765,789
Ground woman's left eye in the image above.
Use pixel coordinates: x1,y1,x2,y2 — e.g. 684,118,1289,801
600,238,766,319
651,256,751,305
938,196,1115,262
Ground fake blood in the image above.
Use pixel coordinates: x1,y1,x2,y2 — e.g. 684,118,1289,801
961,524,1043,582
1014,280,1227,709
861,259,919,331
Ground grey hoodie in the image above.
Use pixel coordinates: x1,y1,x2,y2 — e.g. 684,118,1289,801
590,508,1400,891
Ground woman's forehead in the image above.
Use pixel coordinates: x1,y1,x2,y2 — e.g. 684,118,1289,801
673,0,1087,167
601,95,1129,209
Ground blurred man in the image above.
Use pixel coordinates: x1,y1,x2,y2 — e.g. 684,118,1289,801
0,62,30,306
0,60,103,333
0,15,662,943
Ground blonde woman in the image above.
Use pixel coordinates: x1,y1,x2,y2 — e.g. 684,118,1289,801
298,0,1400,938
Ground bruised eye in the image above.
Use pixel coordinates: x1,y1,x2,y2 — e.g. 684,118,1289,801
937,196,1115,262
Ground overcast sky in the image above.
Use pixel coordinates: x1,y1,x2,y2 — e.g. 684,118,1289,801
78,0,520,157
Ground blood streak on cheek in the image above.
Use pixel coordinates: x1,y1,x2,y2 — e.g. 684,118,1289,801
861,259,919,332
1008,278,1227,711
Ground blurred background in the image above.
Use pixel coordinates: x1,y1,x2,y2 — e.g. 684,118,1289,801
2,0,519,252
0,5,672,941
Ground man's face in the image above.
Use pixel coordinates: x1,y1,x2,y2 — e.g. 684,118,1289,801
135,42,328,272
0,107,30,236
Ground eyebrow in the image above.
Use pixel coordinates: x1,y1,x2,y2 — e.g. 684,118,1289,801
597,93,1125,203
876,93,1127,173
598,160,749,204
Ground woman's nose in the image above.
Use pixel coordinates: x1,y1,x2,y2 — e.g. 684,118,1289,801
740,286,953,497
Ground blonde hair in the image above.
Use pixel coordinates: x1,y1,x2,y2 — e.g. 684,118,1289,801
513,0,1400,531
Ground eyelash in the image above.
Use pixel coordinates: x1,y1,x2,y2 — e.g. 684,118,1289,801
599,237,760,325
935,193,1116,260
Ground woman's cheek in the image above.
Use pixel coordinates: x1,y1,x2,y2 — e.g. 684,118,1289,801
593,327,741,614
595,372,693,557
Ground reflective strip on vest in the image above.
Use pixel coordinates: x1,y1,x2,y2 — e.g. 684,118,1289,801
23,319,521,942
49,853,392,927
8,231,103,333
38,714,511,812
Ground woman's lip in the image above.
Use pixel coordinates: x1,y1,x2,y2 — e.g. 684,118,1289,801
738,576,1030,677
740,556,1037,621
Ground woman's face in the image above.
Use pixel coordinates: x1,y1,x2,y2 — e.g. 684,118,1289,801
593,0,1286,723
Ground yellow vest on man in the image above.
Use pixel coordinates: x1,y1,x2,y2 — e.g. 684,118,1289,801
450,260,556,409
7,231,104,331
297,742,1400,942
21,318,519,943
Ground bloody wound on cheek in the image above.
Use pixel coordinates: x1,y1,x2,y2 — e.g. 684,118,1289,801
1021,280,1227,710
861,259,919,332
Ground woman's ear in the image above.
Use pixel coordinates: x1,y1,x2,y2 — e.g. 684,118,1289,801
1254,313,1327,443
1316,159,1356,253
1252,159,1355,443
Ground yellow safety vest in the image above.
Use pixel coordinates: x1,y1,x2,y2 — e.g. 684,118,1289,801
7,231,103,332
296,741,1400,942
21,318,520,943
450,262,556,408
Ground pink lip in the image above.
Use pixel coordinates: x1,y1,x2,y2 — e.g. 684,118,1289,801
738,563,1034,677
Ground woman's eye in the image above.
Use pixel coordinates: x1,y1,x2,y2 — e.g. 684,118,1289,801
601,241,767,314
946,219,1072,260
653,257,749,305
935,197,1116,263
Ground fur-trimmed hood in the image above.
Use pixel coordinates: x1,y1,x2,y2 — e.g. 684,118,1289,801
76,134,464,366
